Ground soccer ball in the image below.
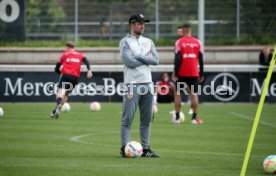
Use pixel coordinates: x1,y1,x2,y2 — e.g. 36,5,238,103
125,141,143,158
263,155,276,174
152,104,158,113
188,108,193,115
0,107,4,117
170,111,185,124
90,102,101,111
61,103,70,112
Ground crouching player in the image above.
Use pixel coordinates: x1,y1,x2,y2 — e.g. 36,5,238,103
51,41,92,119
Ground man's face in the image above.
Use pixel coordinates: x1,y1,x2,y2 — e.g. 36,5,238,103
177,28,183,37
131,22,145,35
182,27,192,36
162,73,169,82
263,47,270,56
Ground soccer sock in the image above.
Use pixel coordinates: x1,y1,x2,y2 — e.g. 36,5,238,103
143,145,150,151
192,113,197,120
176,112,180,120
56,97,62,105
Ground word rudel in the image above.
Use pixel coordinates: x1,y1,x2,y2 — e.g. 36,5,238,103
3,77,275,97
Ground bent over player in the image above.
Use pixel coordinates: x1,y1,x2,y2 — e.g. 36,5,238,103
173,24,204,124
51,41,92,119
119,14,159,158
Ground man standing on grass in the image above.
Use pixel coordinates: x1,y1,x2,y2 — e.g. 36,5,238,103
173,24,204,124
51,41,93,119
119,14,159,158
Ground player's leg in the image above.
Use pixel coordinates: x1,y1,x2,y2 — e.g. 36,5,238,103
189,91,198,115
51,88,66,118
120,84,139,157
174,78,184,120
189,92,202,124
138,85,153,149
51,74,65,118
61,93,69,105
188,78,203,124
139,83,159,157
60,75,78,107
51,74,77,119
174,92,182,120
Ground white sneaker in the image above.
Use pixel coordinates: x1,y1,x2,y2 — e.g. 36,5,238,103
188,109,193,115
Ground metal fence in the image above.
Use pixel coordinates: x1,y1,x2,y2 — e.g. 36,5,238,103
24,0,276,43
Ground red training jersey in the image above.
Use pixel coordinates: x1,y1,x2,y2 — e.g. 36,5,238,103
175,36,202,77
156,80,174,95
59,49,85,77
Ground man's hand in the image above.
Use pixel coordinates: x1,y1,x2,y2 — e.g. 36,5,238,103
135,52,153,59
146,51,153,57
198,76,204,83
173,76,179,82
131,50,136,57
152,104,158,113
87,70,93,79
172,72,178,82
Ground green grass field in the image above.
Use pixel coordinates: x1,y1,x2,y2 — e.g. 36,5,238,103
0,103,275,176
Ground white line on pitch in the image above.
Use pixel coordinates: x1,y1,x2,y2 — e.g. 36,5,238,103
70,132,119,147
0,163,135,168
229,112,276,129
70,132,262,158
159,148,262,158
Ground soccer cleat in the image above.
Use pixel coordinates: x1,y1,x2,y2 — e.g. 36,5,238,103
53,104,62,119
191,118,203,124
141,147,160,158
52,109,60,119
120,145,127,158
50,110,56,118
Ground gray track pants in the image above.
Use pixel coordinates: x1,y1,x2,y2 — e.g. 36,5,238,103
121,83,154,149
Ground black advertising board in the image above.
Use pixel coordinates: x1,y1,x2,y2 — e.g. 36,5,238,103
0,71,276,103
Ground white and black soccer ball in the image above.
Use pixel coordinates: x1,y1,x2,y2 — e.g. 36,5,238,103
170,111,185,124
0,107,4,117
125,141,143,158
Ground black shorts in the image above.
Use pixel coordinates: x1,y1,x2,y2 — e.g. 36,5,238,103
157,94,174,103
175,76,199,94
58,74,78,93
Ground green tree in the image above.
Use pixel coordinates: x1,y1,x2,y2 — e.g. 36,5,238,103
241,0,276,43
26,0,65,33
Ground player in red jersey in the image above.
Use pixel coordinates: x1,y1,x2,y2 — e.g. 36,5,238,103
155,72,175,103
51,41,93,119
173,24,204,124
152,73,175,117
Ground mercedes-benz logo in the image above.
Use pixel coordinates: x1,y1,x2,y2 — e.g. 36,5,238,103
212,73,240,102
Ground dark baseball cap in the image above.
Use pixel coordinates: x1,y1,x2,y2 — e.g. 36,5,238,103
129,14,150,24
